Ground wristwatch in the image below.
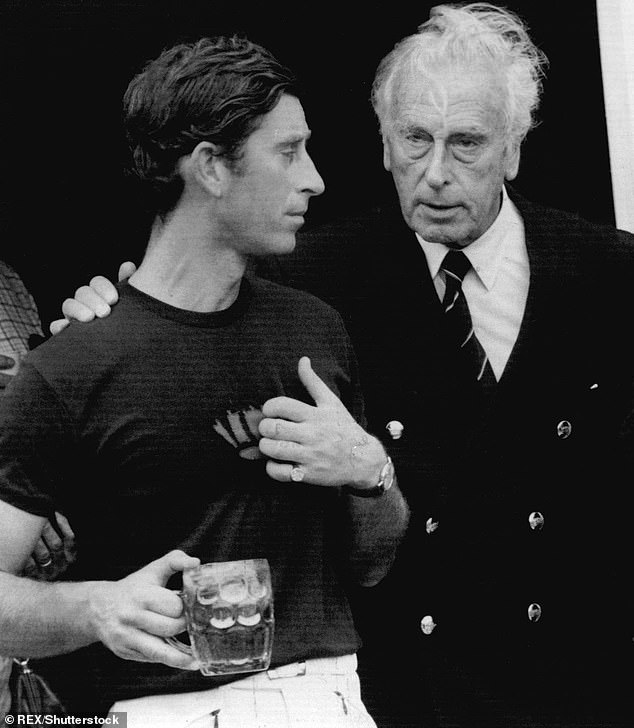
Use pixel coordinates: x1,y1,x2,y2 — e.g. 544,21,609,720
344,456,395,498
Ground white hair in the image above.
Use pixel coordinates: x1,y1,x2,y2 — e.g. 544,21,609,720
371,3,549,146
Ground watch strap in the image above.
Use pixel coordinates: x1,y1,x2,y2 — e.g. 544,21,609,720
344,456,394,498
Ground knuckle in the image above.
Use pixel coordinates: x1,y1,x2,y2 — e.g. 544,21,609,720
60,299,77,316
265,460,284,481
258,437,274,454
261,399,279,417
257,418,272,437
89,275,106,288
50,318,70,335
273,439,293,456
33,543,48,559
75,285,92,300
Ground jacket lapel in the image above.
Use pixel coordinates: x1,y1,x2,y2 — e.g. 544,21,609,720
494,189,583,389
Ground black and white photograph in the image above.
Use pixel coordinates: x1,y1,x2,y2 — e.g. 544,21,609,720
0,2,632,726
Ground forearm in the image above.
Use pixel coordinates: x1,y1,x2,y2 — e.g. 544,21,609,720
344,477,410,587
0,571,98,657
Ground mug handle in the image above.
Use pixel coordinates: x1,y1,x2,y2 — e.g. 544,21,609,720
164,635,194,656
164,589,196,658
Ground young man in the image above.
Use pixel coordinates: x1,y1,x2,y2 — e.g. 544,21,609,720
0,36,408,726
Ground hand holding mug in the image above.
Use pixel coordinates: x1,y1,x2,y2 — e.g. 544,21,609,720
166,558,274,676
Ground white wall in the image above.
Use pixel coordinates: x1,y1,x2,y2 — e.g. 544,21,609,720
597,0,634,233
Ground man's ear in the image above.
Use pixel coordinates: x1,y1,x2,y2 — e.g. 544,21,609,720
182,141,227,196
504,139,521,182
382,133,393,173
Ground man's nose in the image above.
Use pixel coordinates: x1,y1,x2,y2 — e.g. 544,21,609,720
425,142,450,189
301,152,325,197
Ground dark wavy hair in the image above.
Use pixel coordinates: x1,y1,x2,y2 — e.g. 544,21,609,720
123,36,299,218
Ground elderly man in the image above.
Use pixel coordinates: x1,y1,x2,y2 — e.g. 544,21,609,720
55,3,634,726
0,35,409,727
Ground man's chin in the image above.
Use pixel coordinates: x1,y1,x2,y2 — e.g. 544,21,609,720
414,223,464,246
250,235,297,257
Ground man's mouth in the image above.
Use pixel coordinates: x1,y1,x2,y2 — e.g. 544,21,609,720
420,202,460,216
422,202,458,210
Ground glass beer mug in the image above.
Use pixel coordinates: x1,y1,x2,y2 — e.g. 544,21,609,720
167,558,274,676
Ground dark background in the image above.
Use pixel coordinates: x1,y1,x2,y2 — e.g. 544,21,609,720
0,0,613,329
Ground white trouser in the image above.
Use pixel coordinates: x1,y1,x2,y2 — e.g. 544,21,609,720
0,655,11,721
111,653,377,728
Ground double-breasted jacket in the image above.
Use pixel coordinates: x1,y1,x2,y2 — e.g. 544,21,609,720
261,189,634,725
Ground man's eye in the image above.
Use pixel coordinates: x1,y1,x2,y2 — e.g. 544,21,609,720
282,149,298,161
453,137,479,149
405,132,429,144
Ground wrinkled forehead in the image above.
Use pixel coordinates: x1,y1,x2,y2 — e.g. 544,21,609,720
390,59,507,125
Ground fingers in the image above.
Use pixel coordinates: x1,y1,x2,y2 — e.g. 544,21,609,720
259,436,304,463
139,585,186,619
89,275,120,306
53,511,75,543
133,550,200,586
88,576,199,669
133,609,187,638
265,459,305,483
120,632,198,670
49,318,71,336
258,417,306,443
101,616,198,670
72,285,112,318
41,518,64,553
297,356,338,406
118,261,137,282
54,273,121,332
0,354,16,371
61,298,98,323
26,512,78,581
33,523,62,565
261,396,314,421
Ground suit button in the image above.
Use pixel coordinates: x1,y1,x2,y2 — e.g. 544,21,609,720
528,511,544,531
386,420,404,440
527,603,542,622
420,615,436,635
556,420,572,439
426,517,439,534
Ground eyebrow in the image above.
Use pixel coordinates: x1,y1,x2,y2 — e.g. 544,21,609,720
449,130,488,140
396,122,488,140
274,130,312,148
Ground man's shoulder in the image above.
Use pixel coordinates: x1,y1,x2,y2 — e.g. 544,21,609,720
249,274,343,322
25,289,149,376
511,189,634,249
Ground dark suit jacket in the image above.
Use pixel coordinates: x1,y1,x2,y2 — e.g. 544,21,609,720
259,189,634,726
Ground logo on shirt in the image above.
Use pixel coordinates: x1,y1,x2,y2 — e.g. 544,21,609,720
213,406,264,460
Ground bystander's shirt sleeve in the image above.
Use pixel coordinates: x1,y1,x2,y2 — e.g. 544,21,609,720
0,361,72,517
0,260,43,361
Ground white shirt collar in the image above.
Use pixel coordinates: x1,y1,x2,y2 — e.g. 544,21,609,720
416,186,519,291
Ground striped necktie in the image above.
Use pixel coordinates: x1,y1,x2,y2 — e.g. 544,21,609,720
440,250,496,387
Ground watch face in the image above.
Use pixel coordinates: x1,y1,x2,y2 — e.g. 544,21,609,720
378,457,395,492
344,457,394,497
